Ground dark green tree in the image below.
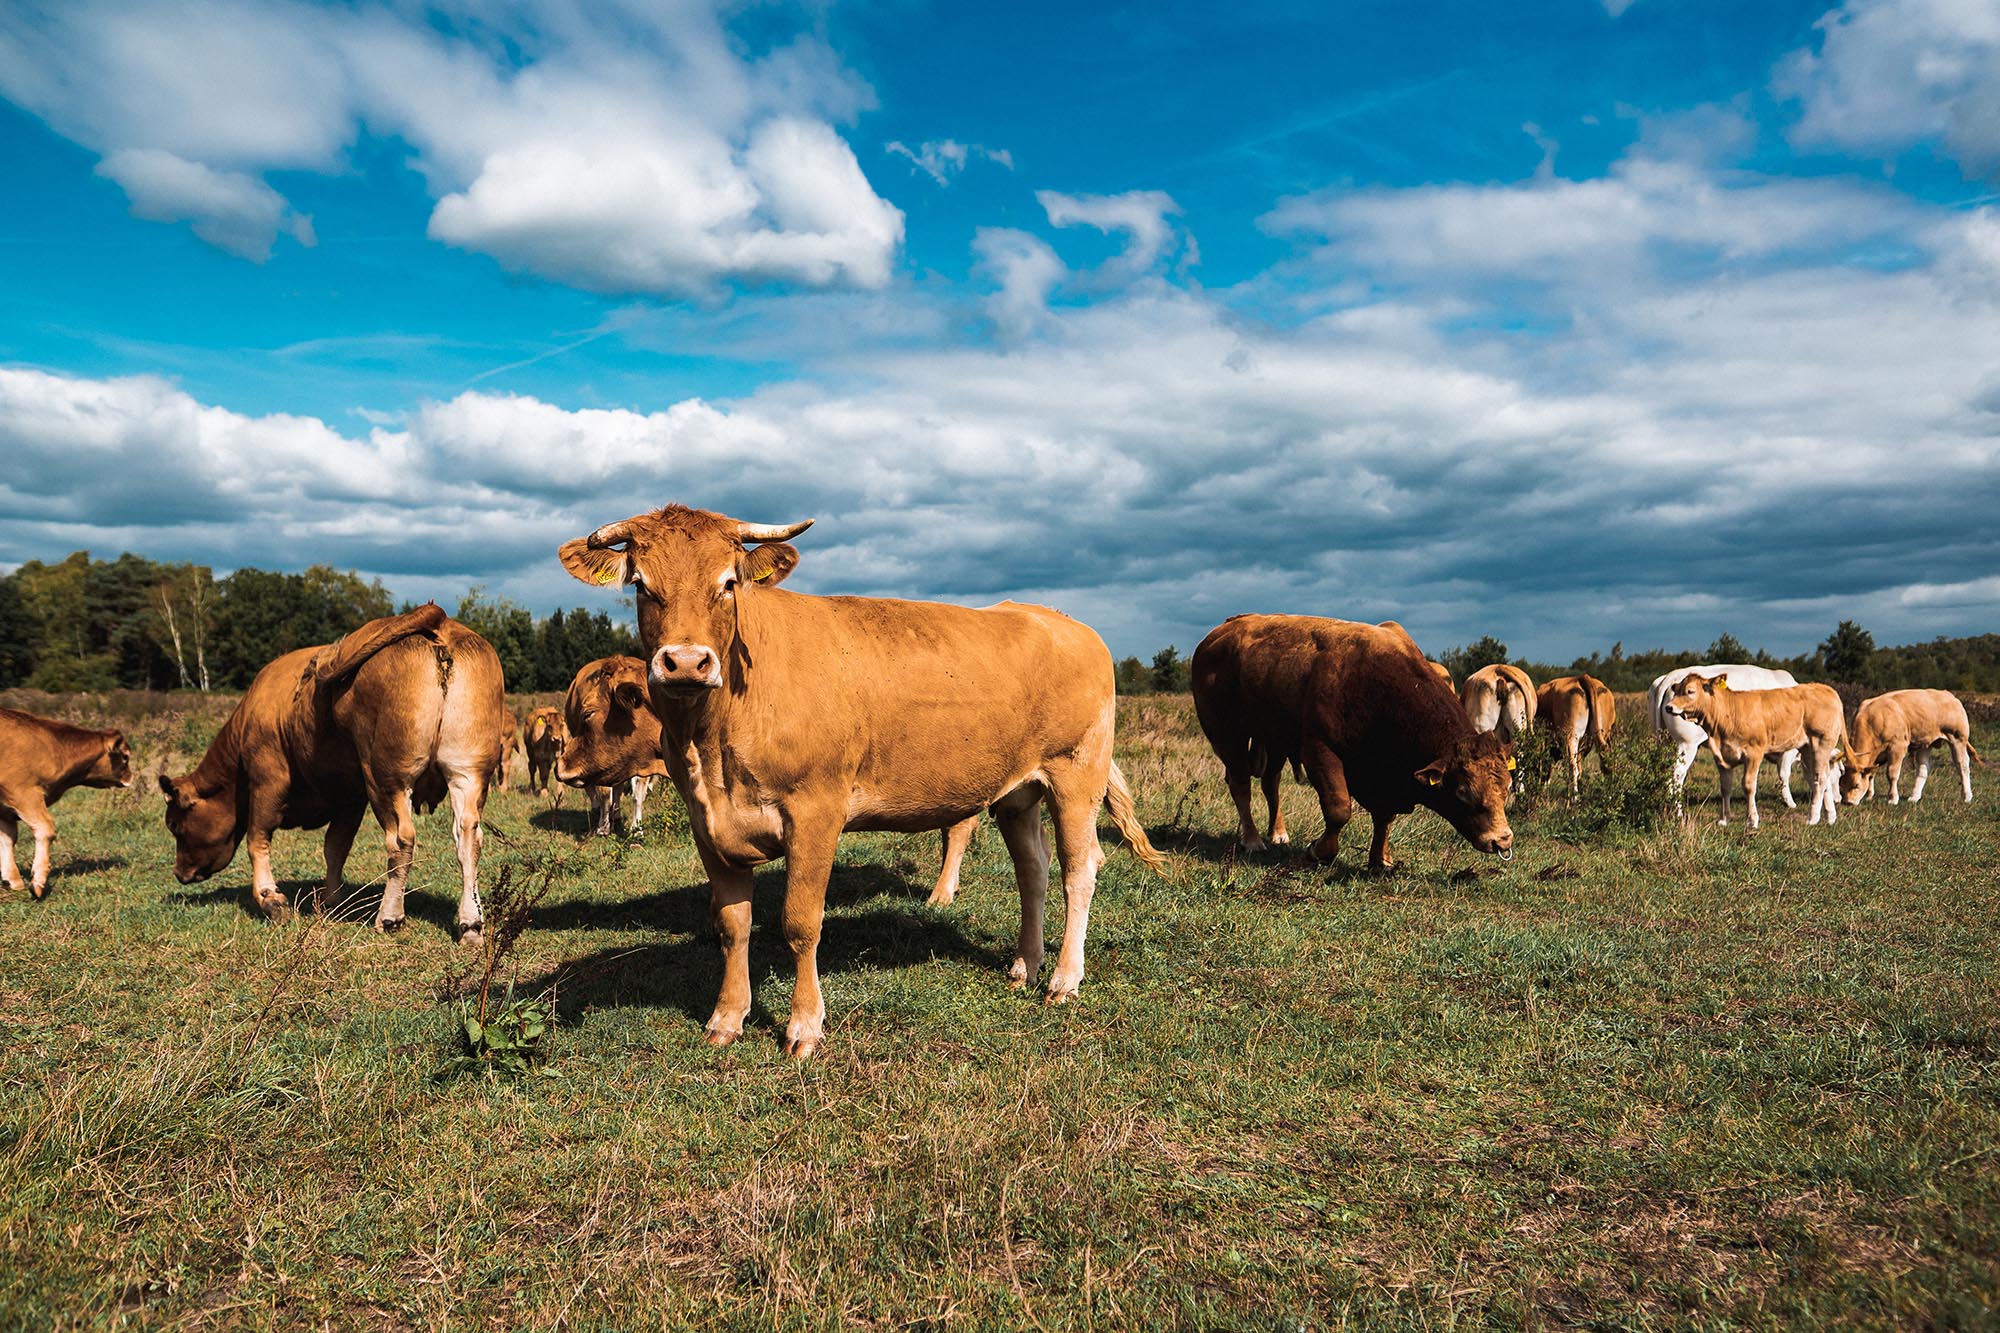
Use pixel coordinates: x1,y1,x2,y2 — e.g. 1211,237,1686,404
1442,635,1509,681
1150,646,1189,694
1114,655,1150,695
1818,620,1875,682
1707,632,1747,662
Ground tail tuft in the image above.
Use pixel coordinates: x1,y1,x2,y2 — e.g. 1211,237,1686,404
1105,759,1168,875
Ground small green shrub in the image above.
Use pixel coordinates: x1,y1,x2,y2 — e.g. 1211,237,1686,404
1542,728,1678,837
451,986,555,1079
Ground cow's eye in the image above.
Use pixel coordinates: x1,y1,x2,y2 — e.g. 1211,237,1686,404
720,575,739,596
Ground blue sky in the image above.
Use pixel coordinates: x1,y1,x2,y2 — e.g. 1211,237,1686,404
3,0,1998,662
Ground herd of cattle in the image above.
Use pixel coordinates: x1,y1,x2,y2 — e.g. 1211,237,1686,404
0,505,1983,1057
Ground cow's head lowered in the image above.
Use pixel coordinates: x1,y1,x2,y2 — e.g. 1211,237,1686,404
560,506,812,702
158,771,241,884
1838,745,1882,805
1414,731,1516,854
557,657,668,789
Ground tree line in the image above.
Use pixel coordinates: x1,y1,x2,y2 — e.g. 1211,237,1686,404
1121,621,2000,695
4,550,1995,696
0,551,638,694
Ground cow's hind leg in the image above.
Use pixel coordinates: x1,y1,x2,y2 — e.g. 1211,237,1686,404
1261,758,1290,846
1910,746,1932,803
1743,755,1764,830
1041,771,1106,1005
1366,811,1397,874
928,814,979,907
628,776,651,836
17,800,55,899
1887,745,1908,804
1226,763,1265,853
0,811,20,893
778,820,842,1059
370,789,418,932
316,805,366,917
992,791,1050,986
446,772,487,945
1952,738,1974,802
1778,749,1799,808
1302,741,1354,864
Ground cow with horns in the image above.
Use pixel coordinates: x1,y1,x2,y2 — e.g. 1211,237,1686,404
559,505,1165,1059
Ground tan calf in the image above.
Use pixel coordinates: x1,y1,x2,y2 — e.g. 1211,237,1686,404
523,707,563,795
0,708,133,899
1663,674,1846,828
1839,689,1979,806
490,715,521,792
1460,664,1536,793
1536,674,1614,795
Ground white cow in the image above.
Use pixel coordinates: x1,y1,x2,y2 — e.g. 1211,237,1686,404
1649,664,1804,809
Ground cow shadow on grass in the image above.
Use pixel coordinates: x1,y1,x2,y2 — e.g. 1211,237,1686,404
60,855,129,877
528,806,593,837
529,863,1005,1033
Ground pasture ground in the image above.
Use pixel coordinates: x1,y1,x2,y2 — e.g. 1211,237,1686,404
2,691,1997,1330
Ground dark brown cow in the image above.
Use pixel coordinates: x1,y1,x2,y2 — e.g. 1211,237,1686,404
556,655,670,837
1191,614,1514,869
0,708,133,898
560,504,1164,1058
158,604,505,940
1536,674,1615,795
523,707,563,795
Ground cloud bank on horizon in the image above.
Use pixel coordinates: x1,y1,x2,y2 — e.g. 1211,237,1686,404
1,0,1997,662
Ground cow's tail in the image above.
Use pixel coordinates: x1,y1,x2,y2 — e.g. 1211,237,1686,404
1105,760,1168,875
1966,738,1985,768
1585,682,1610,752
309,602,447,692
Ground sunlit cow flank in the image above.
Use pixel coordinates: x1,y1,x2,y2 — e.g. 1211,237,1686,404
1649,664,1804,809
557,655,670,838
523,707,564,795
1663,673,1846,829
1536,674,1615,795
159,604,505,941
1190,615,1514,870
559,505,1165,1058
1459,664,1536,793
1840,688,1980,807
0,708,133,899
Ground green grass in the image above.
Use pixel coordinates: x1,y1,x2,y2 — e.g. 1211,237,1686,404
2,693,1996,1329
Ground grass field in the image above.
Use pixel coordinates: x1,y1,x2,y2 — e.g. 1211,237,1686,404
3,690,1997,1330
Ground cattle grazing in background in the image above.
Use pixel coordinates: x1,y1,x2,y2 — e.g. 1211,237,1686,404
557,655,670,838
1649,664,1804,809
0,709,133,899
1537,674,1615,794
560,504,1164,1059
523,707,563,795
158,604,505,941
1840,688,1980,806
1663,674,1846,828
489,714,521,792
1191,614,1514,871
1459,664,1536,792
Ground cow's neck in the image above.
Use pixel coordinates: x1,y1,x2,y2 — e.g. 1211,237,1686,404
190,706,249,808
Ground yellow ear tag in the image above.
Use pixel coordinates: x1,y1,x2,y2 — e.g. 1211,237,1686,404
752,567,773,582
1505,757,1517,771
595,566,617,585
1714,677,1730,691
1422,772,1442,786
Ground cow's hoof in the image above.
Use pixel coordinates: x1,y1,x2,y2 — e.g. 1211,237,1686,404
782,1018,823,1060
1309,837,1341,863
1238,836,1267,854
1044,974,1081,1005
257,898,293,923
704,1026,740,1048
925,886,956,908
784,1035,820,1060
456,926,483,949
1269,831,1291,846
375,916,405,934
29,882,48,901
1008,957,1038,989
1369,860,1397,876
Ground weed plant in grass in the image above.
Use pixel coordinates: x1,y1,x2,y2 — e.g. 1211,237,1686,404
1,691,1995,1328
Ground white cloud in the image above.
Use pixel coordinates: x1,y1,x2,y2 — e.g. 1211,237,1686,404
972,228,1066,340
0,2,904,294
885,139,1014,186
1038,189,1186,279
1779,0,2000,178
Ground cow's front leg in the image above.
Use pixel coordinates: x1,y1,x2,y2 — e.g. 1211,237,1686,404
245,827,290,921
316,806,365,917
927,815,978,907
1302,742,1353,863
588,785,613,836
0,811,20,893
20,803,55,900
703,857,756,1048
779,822,841,1059
628,777,651,836
1743,754,1764,830
1713,752,1733,824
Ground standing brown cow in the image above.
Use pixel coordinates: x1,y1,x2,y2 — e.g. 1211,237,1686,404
523,707,563,795
0,709,133,899
1460,664,1537,794
1663,674,1846,828
1536,674,1614,795
1839,688,1980,806
158,604,505,940
559,504,1164,1058
1191,615,1514,870
490,714,521,792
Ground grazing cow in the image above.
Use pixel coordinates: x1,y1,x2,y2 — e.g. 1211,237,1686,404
1839,689,1980,806
1459,664,1536,792
489,714,521,792
1649,664,1804,809
1190,615,1514,870
557,656,671,838
560,505,1163,1058
1537,674,1615,794
523,707,563,795
0,709,133,899
158,604,504,940
1662,674,1845,828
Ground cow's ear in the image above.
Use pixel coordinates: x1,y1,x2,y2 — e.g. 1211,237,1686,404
614,681,647,712
559,537,629,588
156,773,178,797
1414,757,1448,787
1713,675,1730,691
743,542,800,587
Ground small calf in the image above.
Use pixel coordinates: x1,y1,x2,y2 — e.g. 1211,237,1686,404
1840,688,1980,806
1664,674,1845,828
0,707,133,899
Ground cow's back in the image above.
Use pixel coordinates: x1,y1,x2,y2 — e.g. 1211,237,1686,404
319,618,504,799
1302,620,1470,797
1191,614,1332,769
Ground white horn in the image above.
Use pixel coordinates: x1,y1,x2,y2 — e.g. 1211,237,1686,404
735,518,814,542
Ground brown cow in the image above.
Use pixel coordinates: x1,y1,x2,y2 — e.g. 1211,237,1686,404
559,504,1164,1059
1460,664,1536,793
158,604,505,940
1191,614,1514,870
1536,674,1614,794
1839,688,1980,806
0,708,133,899
557,656,670,837
1663,674,1846,828
1426,660,1453,689
523,707,563,795
489,714,521,792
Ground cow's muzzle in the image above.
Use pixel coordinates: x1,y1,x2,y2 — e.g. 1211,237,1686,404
651,644,722,693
